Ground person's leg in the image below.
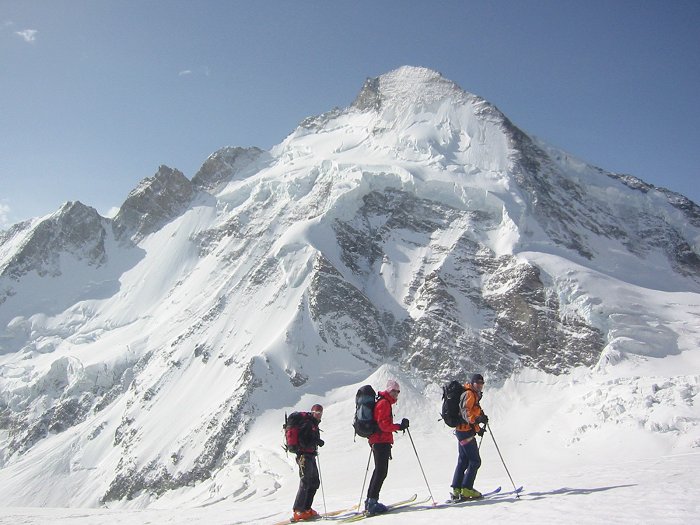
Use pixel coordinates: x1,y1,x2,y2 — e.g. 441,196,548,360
462,439,482,489
451,432,470,489
293,454,312,511
366,444,391,514
366,444,391,500
303,456,320,510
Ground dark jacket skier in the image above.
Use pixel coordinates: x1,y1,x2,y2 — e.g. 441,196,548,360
291,404,325,522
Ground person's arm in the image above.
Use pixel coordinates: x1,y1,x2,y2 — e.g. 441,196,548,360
375,399,401,432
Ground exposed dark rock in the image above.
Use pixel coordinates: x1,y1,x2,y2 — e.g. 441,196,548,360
113,165,194,241
192,147,264,191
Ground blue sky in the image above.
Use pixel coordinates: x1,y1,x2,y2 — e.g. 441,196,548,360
2,0,699,228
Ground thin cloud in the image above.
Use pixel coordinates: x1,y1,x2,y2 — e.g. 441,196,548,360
178,67,210,78
104,206,120,219
15,29,38,43
0,203,12,230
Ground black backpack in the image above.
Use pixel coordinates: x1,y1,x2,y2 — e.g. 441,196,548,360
441,380,466,427
284,412,315,453
353,385,379,438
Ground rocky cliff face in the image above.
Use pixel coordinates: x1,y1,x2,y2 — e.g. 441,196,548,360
113,165,194,241
309,188,604,381
191,146,265,191
0,201,108,281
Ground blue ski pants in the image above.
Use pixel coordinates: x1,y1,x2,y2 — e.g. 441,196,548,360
451,430,481,489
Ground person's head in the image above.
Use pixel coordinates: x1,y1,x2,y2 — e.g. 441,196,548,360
311,404,323,421
386,379,401,400
470,373,485,392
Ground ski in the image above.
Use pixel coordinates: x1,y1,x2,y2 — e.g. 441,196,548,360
492,485,524,498
442,486,501,505
271,504,358,525
339,494,423,522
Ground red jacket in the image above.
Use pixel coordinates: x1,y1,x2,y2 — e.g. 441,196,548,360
369,391,401,445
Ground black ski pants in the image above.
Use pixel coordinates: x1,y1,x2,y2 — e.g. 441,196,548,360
367,443,392,500
293,453,320,511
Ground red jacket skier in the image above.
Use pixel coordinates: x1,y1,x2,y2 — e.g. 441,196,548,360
365,380,409,515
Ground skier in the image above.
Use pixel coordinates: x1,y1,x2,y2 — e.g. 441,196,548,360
450,373,488,501
365,379,409,515
291,404,325,522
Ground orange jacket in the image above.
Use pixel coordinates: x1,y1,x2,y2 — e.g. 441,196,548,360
455,384,483,435
368,391,401,445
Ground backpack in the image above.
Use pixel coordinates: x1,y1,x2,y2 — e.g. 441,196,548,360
284,411,315,453
353,385,379,438
441,380,466,427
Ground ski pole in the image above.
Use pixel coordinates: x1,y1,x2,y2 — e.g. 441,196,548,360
486,423,520,498
357,447,372,511
406,428,437,505
316,453,328,516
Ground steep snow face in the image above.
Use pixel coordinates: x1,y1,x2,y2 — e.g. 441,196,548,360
281,66,512,181
0,66,699,509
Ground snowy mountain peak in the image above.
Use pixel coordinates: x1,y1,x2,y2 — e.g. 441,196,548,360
113,165,194,241
192,146,265,191
0,200,107,281
353,66,469,112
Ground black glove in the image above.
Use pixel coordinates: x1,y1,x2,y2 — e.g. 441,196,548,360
476,414,489,425
477,427,487,437
317,438,325,447
399,418,410,431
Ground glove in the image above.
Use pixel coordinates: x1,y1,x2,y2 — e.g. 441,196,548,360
477,427,487,437
399,418,410,431
476,414,489,425
317,439,325,447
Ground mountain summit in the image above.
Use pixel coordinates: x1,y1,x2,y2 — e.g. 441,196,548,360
352,65,471,111
0,66,698,507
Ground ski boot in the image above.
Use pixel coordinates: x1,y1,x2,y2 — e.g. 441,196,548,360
291,509,316,522
364,498,388,516
461,487,483,500
450,487,464,502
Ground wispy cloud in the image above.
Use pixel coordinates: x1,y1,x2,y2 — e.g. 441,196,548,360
0,202,12,230
104,206,120,219
178,66,210,78
15,29,38,43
